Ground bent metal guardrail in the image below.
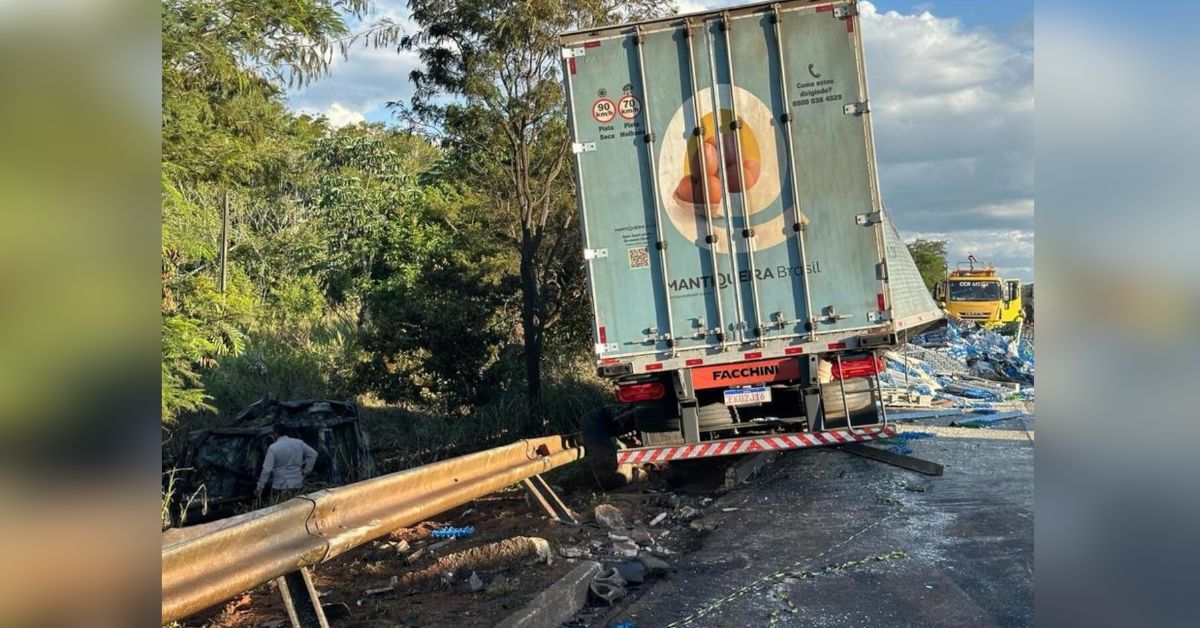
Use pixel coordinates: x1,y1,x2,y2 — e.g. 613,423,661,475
162,434,584,624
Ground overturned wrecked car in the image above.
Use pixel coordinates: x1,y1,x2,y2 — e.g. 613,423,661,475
169,397,374,524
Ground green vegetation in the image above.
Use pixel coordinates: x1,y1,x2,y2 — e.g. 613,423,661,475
906,239,949,292
162,1,675,462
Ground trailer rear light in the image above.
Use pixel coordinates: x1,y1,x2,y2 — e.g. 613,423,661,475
616,382,666,403
600,358,620,365
831,355,885,380
645,363,663,371
785,346,804,355
685,358,704,366
828,342,846,350
744,352,762,359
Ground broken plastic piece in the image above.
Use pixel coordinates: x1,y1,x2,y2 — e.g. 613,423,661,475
431,526,476,539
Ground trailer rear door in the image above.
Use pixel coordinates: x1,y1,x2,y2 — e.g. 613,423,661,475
563,0,885,360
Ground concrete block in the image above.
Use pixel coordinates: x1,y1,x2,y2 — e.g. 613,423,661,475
494,560,602,628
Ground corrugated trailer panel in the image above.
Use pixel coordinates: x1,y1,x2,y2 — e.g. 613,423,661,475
562,0,940,370
881,211,943,330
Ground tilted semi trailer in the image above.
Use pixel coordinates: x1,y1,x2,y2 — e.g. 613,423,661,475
559,0,943,485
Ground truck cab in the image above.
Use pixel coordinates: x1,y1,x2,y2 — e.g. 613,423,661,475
937,260,1022,329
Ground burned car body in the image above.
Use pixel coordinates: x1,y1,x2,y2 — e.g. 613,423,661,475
173,397,374,523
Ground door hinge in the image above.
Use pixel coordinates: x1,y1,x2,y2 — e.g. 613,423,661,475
867,310,892,324
594,342,619,354
855,211,882,226
561,47,586,59
843,100,869,116
834,4,859,19
583,247,608,260
572,141,596,154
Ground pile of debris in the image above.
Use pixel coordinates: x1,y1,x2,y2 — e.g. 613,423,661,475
880,320,1034,412
556,502,678,606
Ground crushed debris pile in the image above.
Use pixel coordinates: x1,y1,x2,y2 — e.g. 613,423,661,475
881,320,1034,412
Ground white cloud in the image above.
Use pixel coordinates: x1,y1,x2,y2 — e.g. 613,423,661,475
908,228,1033,281
322,103,366,127
287,1,422,124
859,2,1033,279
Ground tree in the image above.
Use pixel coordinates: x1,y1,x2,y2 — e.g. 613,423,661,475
907,239,948,292
398,0,674,430
161,1,407,422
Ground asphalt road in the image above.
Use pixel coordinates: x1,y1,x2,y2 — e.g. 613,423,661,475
615,419,1034,627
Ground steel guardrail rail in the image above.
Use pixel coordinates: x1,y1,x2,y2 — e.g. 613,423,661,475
162,434,584,624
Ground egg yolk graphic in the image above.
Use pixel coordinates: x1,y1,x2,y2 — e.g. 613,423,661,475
673,109,762,215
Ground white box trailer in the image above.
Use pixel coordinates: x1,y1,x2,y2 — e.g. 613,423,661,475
559,0,942,483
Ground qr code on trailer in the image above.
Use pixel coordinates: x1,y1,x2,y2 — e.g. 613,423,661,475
628,246,650,269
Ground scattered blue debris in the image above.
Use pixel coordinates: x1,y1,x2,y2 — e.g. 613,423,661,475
894,431,935,441
885,321,1034,418
431,526,475,539
611,622,636,628
913,320,1034,385
888,444,914,455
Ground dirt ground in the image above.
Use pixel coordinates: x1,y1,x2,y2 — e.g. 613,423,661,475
184,462,729,628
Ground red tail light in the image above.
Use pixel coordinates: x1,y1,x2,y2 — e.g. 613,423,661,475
831,355,885,380
617,382,666,403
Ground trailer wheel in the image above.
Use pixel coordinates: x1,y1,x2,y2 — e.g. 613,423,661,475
697,402,734,427
645,401,734,432
583,408,628,489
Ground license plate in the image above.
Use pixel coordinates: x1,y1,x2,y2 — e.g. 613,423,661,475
724,386,771,407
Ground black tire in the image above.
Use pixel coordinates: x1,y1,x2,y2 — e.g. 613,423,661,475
641,401,735,432
697,402,734,427
582,408,628,489
820,378,875,428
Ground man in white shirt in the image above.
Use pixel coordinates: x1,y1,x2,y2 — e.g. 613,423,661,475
255,423,318,503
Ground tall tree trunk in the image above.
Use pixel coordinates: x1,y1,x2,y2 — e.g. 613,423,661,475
520,228,545,432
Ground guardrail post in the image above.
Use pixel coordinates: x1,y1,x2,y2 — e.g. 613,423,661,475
277,567,329,628
522,474,579,525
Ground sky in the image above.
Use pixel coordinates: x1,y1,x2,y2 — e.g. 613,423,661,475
286,0,1034,282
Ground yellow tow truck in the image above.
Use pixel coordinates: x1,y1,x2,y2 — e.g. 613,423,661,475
936,256,1023,329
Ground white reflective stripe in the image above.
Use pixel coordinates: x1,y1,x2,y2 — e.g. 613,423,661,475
620,425,895,464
